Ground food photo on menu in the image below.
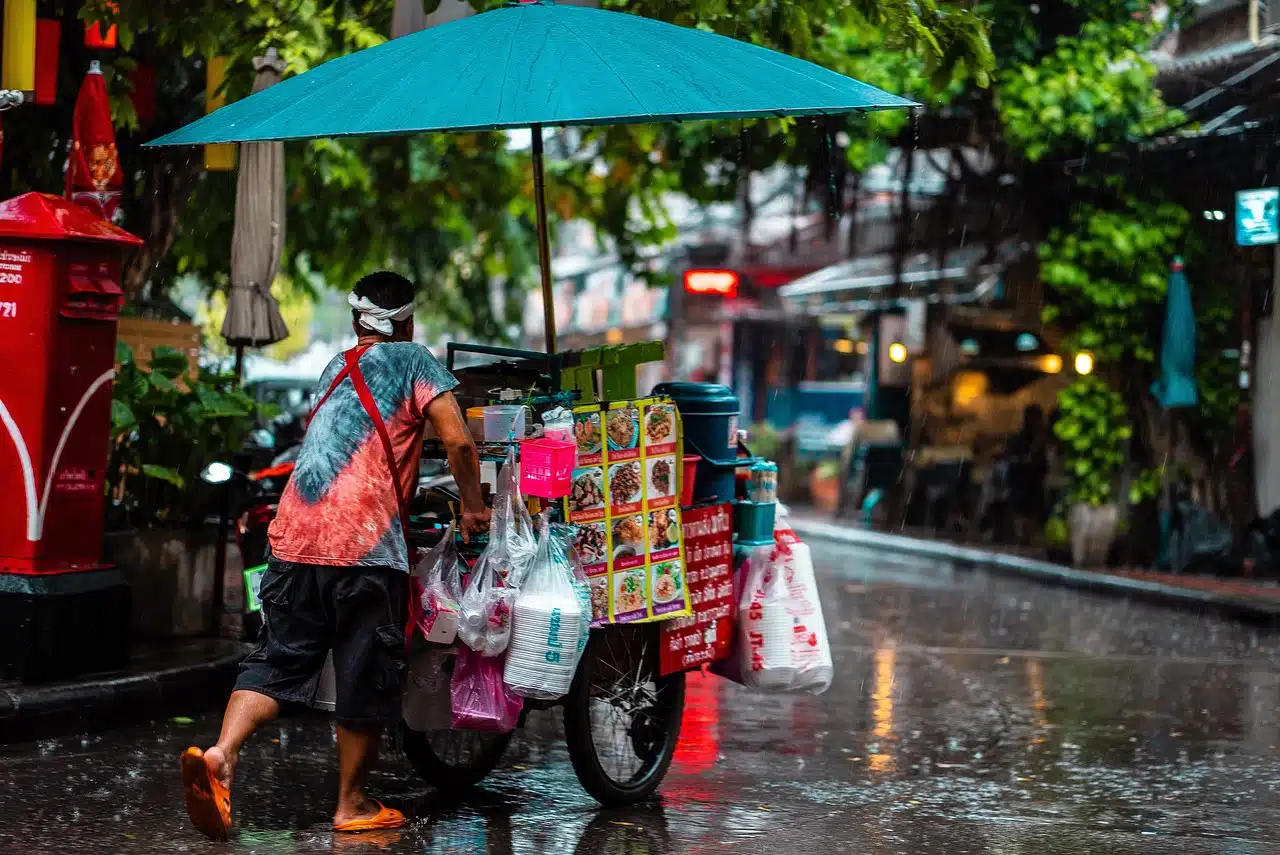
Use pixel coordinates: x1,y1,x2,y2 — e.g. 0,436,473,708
569,467,605,514
609,460,643,506
611,514,646,562
572,522,608,567
647,455,676,501
607,405,640,451
651,560,684,606
644,403,675,447
588,576,609,624
613,569,648,620
648,508,680,554
574,410,602,456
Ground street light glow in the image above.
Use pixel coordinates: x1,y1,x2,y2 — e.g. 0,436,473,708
888,342,908,364
1074,351,1095,375
1039,354,1063,374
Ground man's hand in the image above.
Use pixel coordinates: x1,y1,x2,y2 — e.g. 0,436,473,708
459,507,492,543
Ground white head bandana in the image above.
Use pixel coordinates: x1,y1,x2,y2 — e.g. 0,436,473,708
348,292,414,336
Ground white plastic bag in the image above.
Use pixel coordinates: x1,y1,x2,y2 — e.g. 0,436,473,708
493,449,538,588
738,543,796,690
504,515,585,700
781,541,832,694
410,524,462,645
458,547,517,656
548,522,592,658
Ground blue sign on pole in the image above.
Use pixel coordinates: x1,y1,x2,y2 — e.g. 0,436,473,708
1236,187,1280,246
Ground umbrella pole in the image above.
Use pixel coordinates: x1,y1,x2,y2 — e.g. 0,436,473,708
233,344,245,381
531,124,557,354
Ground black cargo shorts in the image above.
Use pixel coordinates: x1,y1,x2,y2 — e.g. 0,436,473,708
236,558,408,725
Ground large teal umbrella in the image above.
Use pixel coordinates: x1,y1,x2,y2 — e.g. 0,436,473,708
1150,257,1198,409
148,0,914,351
1151,257,1197,571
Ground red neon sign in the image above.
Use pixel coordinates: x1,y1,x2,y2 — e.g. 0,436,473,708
683,269,740,298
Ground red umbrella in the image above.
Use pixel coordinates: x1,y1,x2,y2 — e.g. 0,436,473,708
65,60,122,221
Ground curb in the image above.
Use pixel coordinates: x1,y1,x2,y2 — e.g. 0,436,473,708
0,641,251,743
791,518,1280,624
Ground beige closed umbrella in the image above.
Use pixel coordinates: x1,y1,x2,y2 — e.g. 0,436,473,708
224,47,290,377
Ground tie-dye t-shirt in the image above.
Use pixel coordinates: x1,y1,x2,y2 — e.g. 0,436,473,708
268,342,459,572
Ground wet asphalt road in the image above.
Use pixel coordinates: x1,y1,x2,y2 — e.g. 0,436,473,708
4,540,1280,854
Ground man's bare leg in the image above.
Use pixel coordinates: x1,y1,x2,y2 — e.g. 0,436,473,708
333,723,385,827
205,690,281,792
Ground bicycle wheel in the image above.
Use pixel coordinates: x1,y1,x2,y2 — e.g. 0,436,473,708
398,722,513,789
563,625,686,807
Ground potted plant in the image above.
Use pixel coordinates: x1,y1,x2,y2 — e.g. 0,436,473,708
105,343,268,637
1053,376,1129,567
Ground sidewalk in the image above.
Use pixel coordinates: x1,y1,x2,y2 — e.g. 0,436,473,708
790,513,1280,624
0,638,250,743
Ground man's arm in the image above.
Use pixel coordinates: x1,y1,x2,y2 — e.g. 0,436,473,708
425,391,490,540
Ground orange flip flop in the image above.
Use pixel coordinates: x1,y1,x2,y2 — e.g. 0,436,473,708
180,747,232,841
332,801,406,833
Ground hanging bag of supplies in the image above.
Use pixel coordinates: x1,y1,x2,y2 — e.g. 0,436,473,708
450,647,523,733
409,523,462,645
504,515,585,700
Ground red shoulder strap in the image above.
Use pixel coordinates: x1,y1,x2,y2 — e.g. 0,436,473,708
344,349,412,548
306,345,369,429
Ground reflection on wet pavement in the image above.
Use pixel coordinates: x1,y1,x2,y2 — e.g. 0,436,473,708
3,540,1280,853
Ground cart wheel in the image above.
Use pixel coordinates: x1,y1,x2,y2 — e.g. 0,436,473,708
563,626,686,807
398,722,513,790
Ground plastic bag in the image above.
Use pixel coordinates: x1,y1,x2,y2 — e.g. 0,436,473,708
780,541,832,694
548,522,592,658
737,543,795,690
410,524,462,645
504,515,585,700
450,647,523,733
493,449,538,588
458,544,517,656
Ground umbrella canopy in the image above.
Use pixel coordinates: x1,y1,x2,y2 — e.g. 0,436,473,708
66,60,123,221
223,48,290,357
1150,257,1198,409
148,0,915,352
147,1,914,144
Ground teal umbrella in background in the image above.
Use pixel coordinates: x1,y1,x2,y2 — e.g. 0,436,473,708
1150,257,1198,409
146,0,915,352
1151,256,1197,571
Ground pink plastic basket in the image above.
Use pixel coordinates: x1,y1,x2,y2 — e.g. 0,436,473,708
519,438,576,499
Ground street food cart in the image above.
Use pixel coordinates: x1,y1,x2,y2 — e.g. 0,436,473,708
396,342,746,806
151,0,908,809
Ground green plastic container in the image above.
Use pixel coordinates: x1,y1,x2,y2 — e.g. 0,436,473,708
652,382,740,504
734,500,777,545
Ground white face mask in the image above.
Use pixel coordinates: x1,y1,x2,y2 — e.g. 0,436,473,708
348,292,414,336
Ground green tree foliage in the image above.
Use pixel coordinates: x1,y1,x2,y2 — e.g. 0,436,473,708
5,0,992,339
1053,376,1131,507
1038,191,1190,364
998,18,1182,162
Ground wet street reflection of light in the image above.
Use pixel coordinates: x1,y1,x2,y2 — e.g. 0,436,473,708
8,541,1280,852
672,671,720,775
1026,657,1050,743
869,646,896,774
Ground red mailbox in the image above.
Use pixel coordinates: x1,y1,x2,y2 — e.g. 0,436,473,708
0,193,140,573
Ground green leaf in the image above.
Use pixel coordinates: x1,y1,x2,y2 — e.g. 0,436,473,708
149,372,181,394
111,399,136,434
115,340,134,365
149,346,190,380
141,464,184,489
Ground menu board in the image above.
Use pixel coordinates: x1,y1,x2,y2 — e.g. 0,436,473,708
659,504,735,676
566,397,691,626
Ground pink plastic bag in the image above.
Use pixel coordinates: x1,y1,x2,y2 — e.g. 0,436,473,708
450,647,523,733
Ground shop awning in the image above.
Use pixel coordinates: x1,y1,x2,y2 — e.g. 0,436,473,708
777,241,1023,314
